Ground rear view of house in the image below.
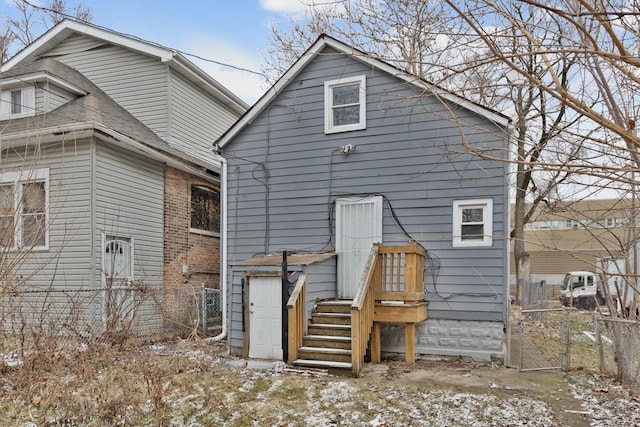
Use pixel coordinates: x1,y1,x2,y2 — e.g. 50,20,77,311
217,35,511,374
0,20,245,339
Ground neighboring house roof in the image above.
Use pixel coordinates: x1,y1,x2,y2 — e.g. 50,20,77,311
0,58,220,181
1,19,248,115
216,33,511,148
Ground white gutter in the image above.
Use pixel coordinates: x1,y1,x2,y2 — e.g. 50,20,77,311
205,155,228,343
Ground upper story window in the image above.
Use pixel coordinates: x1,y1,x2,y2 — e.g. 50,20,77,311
190,185,220,236
0,86,35,119
453,198,493,247
0,168,49,250
324,75,366,134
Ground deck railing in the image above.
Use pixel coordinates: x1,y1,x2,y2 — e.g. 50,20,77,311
286,275,306,364
352,241,427,373
351,245,380,376
374,241,425,302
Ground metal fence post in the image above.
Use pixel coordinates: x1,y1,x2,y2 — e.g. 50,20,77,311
518,313,524,371
594,313,604,374
201,284,206,332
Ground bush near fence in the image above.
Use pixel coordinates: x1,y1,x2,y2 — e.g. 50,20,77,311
0,284,222,355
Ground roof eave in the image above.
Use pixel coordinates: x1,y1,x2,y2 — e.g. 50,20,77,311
0,121,221,179
1,20,174,72
217,34,510,148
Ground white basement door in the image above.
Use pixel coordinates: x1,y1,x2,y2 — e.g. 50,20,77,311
249,275,283,360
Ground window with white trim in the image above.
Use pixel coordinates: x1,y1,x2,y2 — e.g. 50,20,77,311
0,168,48,249
190,185,220,235
324,75,366,134
452,199,493,247
0,86,35,119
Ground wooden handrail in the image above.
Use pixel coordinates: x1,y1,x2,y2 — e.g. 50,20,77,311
350,244,380,376
286,275,306,364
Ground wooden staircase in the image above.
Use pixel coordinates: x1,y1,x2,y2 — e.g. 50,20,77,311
291,300,354,373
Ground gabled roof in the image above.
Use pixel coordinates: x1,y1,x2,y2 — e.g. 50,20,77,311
1,19,247,115
217,34,510,148
0,58,221,178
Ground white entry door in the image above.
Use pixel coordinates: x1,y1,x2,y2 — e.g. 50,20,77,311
249,276,283,360
336,196,383,298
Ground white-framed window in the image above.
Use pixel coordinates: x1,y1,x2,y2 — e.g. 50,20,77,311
190,185,220,236
0,168,49,249
103,235,133,282
324,75,366,134
0,86,35,119
452,199,493,247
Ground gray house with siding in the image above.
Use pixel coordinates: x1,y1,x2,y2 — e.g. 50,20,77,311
217,34,511,371
0,20,246,337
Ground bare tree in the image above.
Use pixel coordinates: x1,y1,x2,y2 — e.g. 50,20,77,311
264,0,588,302
263,0,454,83
1,0,92,62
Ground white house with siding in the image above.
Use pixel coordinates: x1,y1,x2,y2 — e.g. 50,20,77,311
217,34,511,373
0,20,246,337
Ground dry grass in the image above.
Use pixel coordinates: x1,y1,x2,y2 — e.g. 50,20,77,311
0,339,560,426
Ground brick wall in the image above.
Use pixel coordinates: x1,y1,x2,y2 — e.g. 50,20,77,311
164,167,220,292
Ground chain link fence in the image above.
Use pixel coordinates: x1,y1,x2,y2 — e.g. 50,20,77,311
595,317,640,393
516,306,639,393
0,284,223,356
517,307,567,371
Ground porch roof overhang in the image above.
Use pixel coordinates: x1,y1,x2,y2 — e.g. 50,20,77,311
231,251,336,267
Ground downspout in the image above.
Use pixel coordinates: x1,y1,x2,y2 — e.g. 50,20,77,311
205,156,228,342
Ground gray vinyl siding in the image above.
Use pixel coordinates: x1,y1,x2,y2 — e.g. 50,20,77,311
168,71,239,163
44,34,170,139
94,141,164,334
94,141,164,287
41,82,75,112
225,46,509,335
228,257,336,349
3,139,93,288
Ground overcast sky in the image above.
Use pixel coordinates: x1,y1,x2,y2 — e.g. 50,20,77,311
0,0,310,104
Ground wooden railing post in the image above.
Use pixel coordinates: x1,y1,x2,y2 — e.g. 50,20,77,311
286,275,306,364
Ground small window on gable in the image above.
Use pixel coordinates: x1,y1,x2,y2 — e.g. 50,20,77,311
453,199,493,247
190,185,220,235
324,75,366,134
0,86,35,119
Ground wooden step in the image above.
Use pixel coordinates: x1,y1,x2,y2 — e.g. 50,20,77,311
311,312,351,325
303,334,351,350
307,324,351,337
297,346,351,363
315,300,352,314
292,358,353,376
